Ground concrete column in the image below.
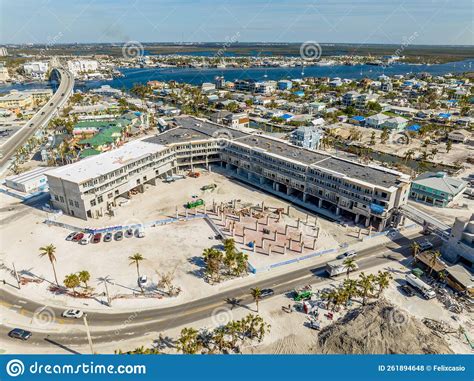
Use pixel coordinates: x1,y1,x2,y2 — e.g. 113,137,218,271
358,228,362,239
368,226,373,237
185,209,188,218
176,206,179,218
318,199,323,208
315,227,320,239
261,201,265,211
365,216,371,228
355,214,360,224
268,244,272,256
286,205,290,215
285,224,289,235
243,233,246,244
311,238,316,250
283,244,287,255
297,218,301,229
303,193,307,202
286,187,291,196
253,242,256,254
336,207,341,216
275,183,280,192
265,215,269,225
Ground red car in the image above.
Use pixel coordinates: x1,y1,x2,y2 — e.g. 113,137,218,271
72,232,84,242
92,233,102,244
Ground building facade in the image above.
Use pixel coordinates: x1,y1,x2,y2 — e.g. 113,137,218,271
47,117,411,231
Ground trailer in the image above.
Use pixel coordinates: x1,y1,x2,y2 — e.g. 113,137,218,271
405,274,436,299
326,258,359,277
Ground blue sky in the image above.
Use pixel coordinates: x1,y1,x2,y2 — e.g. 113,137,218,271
0,0,472,45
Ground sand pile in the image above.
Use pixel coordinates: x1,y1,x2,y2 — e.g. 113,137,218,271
317,299,453,354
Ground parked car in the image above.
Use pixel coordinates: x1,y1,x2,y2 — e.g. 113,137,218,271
80,233,93,245
336,250,357,260
62,309,84,319
125,228,134,238
138,275,148,287
8,328,32,341
135,228,145,238
103,232,113,242
72,232,84,242
114,231,123,241
92,233,102,244
260,288,275,298
66,232,77,241
419,240,433,252
400,284,415,297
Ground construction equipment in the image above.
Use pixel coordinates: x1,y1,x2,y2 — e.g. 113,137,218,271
294,290,313,302
188,171,200,178
164,174,185,183
186,199,204,209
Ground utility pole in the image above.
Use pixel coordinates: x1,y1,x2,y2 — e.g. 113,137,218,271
83,314,94,354
104,277,111,307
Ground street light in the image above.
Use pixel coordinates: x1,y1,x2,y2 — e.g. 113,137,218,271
82,313,94,354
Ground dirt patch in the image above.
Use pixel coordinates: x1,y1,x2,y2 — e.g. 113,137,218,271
316,298,453,354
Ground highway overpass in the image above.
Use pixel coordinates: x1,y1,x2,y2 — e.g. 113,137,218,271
0,68,74,168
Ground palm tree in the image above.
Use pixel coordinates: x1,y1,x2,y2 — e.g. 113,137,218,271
177,327,201,354
78,270,91,290
375,271,392,297
250,287,262,313
64,273,81,296
129,253,145,278
357,272,375,305
342,279,358,302
343,258,357,279
428,250,441,276
410,241,420,263
39,244,59,286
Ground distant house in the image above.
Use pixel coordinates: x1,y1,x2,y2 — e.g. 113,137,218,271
366,113,390,129
410,172,467,207
210,110,232,124
383,116,409,131
222,112,250,129
289,126,322,150
349,116,366,126
277,80,292,90
448,129,471,144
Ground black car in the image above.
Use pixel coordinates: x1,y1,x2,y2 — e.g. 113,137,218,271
114,231,123,241
8,328,32,341
260,288,275,298
103,232,113,242
401,284,415,297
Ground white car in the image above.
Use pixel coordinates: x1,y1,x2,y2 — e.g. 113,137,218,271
336,250,357,260
79,233,93,245
138,275,148,287
135,228,145,238
419,240,433,252
62,309,84,319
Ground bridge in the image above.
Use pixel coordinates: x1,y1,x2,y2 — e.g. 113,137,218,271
398,204,451,240
0,66,75,168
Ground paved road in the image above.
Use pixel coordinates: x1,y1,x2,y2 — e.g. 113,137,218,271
0,68,74,167
0,233,440,351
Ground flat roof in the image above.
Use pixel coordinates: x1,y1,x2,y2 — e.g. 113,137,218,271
46,140,165,184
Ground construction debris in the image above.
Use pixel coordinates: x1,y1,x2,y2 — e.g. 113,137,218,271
422,318,457,334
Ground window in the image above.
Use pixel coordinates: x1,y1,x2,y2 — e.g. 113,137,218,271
59,196,64,203
108,193,113,199
90,200,96,207
74,201,79,208
69,199,74,206
54,195,59,201
98,196,103,203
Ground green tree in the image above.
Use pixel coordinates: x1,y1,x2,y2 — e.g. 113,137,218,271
250,287,262,313
78,270,91,289
380,127,390,144
202,247,223,282
357,272,375,305
64,273,81,296
375,271,392,297
343,257,357,279
39,244,59,286
177,327,202,354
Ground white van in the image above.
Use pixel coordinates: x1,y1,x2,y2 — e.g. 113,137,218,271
80,233,93,245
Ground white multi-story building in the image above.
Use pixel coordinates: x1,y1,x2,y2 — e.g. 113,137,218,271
0,47,8,57
23,61,49,80
0,64,10,82
46,117,411,231
67,59,99,75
